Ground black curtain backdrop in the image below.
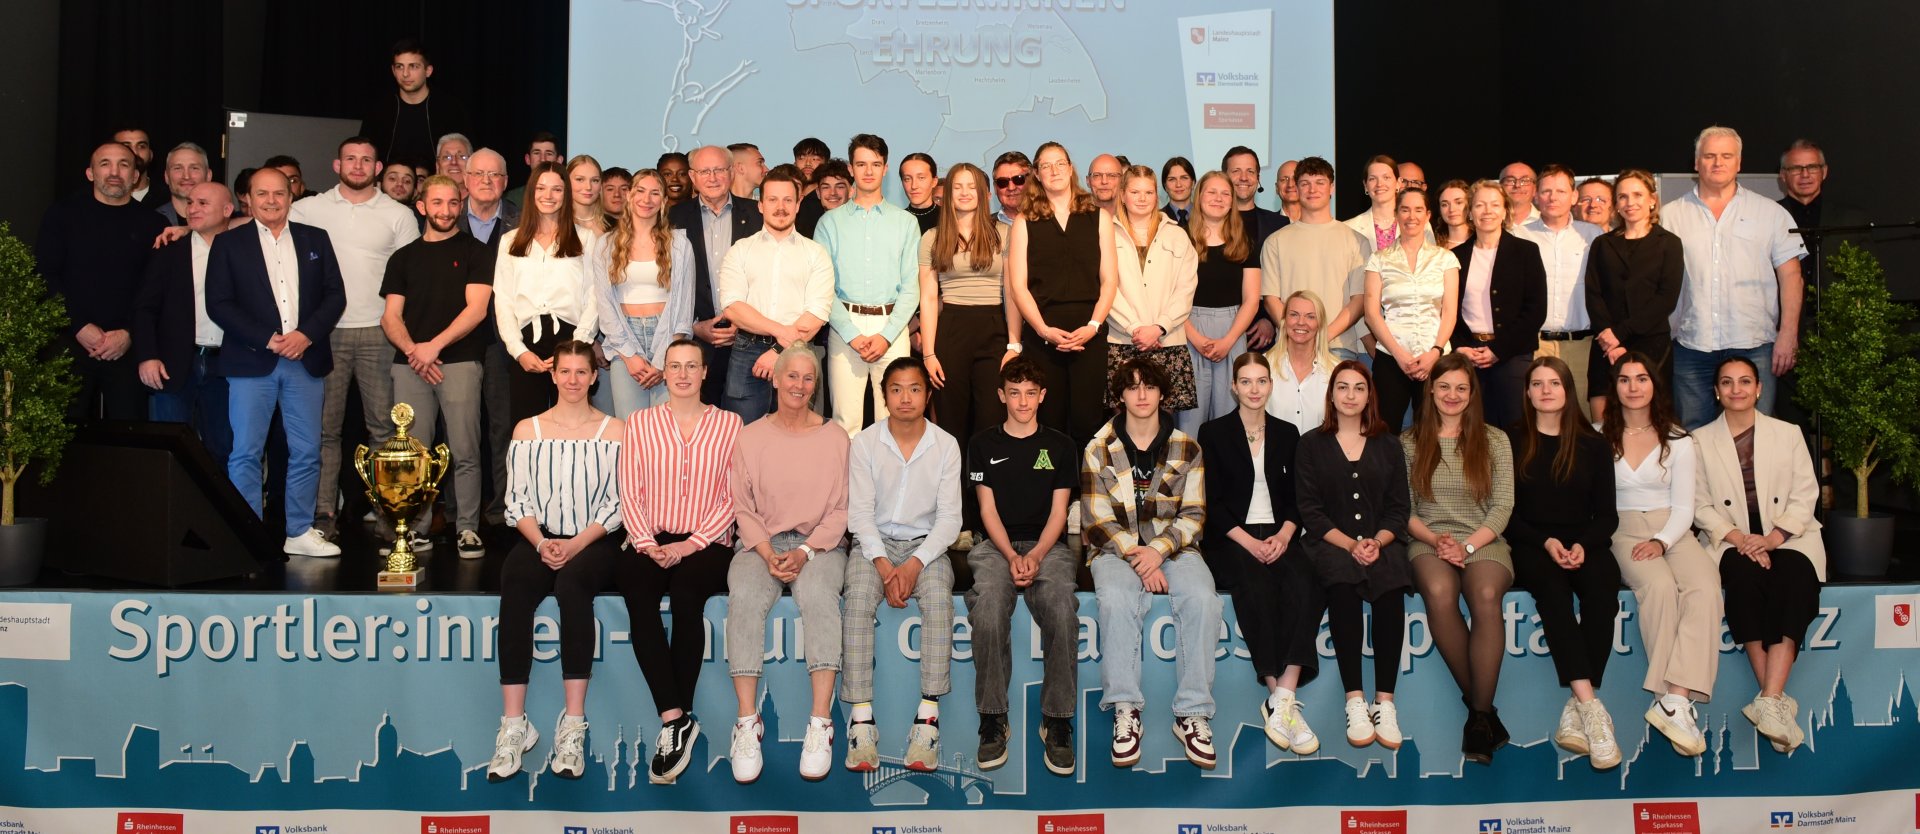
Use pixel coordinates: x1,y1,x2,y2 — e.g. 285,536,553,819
48,0,1920,286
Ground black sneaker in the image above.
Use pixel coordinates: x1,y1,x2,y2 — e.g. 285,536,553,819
1462,710,1496,765
1485,706,1511,752
1040,715,1076,776
977,713,1010,770
649,715,700,784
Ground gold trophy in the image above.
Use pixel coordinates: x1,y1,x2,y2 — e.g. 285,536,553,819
355,403,450,590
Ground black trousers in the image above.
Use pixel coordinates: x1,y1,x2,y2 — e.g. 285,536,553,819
1327,583,1405,694
1372,349,1421,434
932,303,1008,529
614,531,732,715
507,317,578,424
1513,541,1621,687
69,351,148,422
1220,524,1324,686
496,531,619,685
1024,301,1108,447
1720,547,1822,648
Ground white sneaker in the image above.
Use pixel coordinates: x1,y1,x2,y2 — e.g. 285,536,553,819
1645,696,1706,757
1370,700,1403,749
1110,704,1143,766
456,529,485,559
549,713,587,778
1768,695,1804,753
485,715,538,782
1578,698,1621,770
1554,697,1590,755
284,528,342,557
1343,696,1375,747
729,717,764,783
952,531,974,551
1261,693,1319,755
799,718,834,780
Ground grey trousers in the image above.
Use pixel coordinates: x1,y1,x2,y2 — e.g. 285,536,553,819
316,325,395,517
389,361,484,532
482,339,514,521
726,531,847,676
965,539,1080,717
842,536,955,703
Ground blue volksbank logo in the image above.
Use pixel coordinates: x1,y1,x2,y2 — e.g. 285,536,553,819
1770,811,1794,827
874,828,897,834
565,828,588,834
256,828,280,834
1177,826,1202,834
1479,821,1503,833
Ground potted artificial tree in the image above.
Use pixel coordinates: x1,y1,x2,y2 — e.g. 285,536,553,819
1794,241,1920,579
0,223,78,586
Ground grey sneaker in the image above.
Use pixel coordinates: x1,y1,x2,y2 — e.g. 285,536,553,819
549,713,587,778
845,720,879,772
485,715,538,782
977,713,1010,770
1554,697,1589,754
1039,716,1076,776
904,718,940,772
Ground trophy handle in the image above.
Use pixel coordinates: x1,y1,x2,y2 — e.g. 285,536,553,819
353,443,374,490
428,444,453,490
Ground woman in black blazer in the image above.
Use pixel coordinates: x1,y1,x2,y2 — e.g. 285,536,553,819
1582,169,1683,417
1198,352,1319,755
1450,179,1546,430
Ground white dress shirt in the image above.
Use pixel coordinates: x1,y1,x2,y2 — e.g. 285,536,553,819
847,419,963,565
288,187,419,328
717,228,835,327
1518,216,1603,332
1461,244,1497,333
190,232,224,347
1266,351,1331,432
1662,185,1806,352
493,234,599,359
256,220,300,335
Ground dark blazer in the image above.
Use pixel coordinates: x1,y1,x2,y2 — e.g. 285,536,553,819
669,195,762,322
1582,225,1684,346
1450,230,1547,361
132,235,209,393
205,221,347,379
459,201,521,252
1197,413,1304,587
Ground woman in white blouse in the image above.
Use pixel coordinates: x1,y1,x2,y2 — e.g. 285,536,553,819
591,168,696,417
1363,187,1460,433
1603,351,1720,759
496,162,599,422
1265,290,1336,433
1105,164,1199,414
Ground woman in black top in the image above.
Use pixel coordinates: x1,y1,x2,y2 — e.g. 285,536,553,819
1198,353,1319,755
1295,360,1410,751
1508,356,1623,771
1180,171,1262,435
1450,179,1546,430
1009,141,1119,446
1583,169,1683,417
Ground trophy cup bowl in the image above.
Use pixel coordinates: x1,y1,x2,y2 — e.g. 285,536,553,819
355,403,450,590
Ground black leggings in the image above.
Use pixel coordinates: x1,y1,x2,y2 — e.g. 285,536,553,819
1025,302,1109,447
1371,350,1421,434
497,532,618,685
1326,583,1405,694
614,532,732,715
1513,542,1621,688
508,317,579,424
932,303,1008,530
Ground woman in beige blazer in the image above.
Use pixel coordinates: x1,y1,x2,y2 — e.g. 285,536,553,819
1692,355,1823,755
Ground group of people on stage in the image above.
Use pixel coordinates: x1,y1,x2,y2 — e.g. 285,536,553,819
44,89,1831,783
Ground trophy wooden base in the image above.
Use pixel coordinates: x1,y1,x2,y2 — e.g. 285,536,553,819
376,568,426,591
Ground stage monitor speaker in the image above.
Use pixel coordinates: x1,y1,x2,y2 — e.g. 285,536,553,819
19,421,276,587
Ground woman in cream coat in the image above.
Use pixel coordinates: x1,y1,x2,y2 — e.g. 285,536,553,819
1105,164,1199,413
1691,355,1822,755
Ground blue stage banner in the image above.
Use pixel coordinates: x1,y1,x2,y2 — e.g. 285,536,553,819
1,584,1917,834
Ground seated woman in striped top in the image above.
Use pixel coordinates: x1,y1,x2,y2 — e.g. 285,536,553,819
485,339,626,783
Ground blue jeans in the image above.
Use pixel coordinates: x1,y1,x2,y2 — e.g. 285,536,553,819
1672,343,1775,429
606,314,668,418
1091,549,1221,718
227,357,325,536
1178,304,1246,436
148,350,232,466
722,338,777,421
1332,346,1372,369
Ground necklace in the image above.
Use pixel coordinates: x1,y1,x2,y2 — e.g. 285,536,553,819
1624,424,1654,435
1243,420,1264,444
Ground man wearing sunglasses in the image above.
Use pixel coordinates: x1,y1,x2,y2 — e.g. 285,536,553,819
991,150,1031,226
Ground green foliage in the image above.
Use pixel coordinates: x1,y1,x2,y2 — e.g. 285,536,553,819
1793,242,1920,517
0,222,79,525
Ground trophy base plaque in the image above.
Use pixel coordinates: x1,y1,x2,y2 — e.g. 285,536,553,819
377,568,425,590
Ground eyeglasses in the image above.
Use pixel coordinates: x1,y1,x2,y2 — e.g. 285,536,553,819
1400,178,1427,190
1500,176,1536,187
692,167,728,178
469,172,507,181
993,174,1028,189
1783,164,1827,176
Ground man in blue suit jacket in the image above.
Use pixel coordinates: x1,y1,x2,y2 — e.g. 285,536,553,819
206,168,348,557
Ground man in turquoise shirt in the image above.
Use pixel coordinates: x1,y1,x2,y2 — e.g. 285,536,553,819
815,133,921,435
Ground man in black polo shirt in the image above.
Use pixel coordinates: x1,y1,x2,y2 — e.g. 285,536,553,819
38,141,171,421
963,356,1080,777
379,175,495,557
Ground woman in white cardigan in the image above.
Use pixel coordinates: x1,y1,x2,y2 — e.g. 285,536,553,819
1691,355,1823,754
1104,164,1199,413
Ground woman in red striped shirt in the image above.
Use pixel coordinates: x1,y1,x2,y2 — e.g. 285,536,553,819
615,336,743,784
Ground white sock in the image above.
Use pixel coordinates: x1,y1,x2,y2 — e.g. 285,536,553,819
735,714,759,727
809,715,833,729
1270,688,1294,707
1660,694,1690,710
503,713,527,725
917,698,939,721
850,702,874,723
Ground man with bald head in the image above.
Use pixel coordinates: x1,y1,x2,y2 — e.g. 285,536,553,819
1086,153,1124,216
458,146,520,525
137,182,237,461
1274,159,1301,221
1500,161,1538,225
38,141,171,421
460,148,519,248
669,144,763,402
1396,161,1426,194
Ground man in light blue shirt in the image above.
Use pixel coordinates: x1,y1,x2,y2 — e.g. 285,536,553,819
839,356,962,775
814,133,921,435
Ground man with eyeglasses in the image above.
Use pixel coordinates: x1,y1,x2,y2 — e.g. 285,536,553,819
459,148,521,526
1396,161,1426,195
290,136,422,542
991,150,1031,226
1774,139,1863,426
1517,164,1604,417
1499,162,1538,225
1086,154,1124,216
360,39,468,173
670,144,763,403
435,133,472,183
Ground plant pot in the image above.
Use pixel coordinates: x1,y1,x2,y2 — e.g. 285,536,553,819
0,517,49,586
1824,511,1893,580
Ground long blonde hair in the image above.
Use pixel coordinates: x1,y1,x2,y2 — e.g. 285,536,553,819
606,169,672,287
1266,289,1338,374
566,154,603,230
1187,170,1250,263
